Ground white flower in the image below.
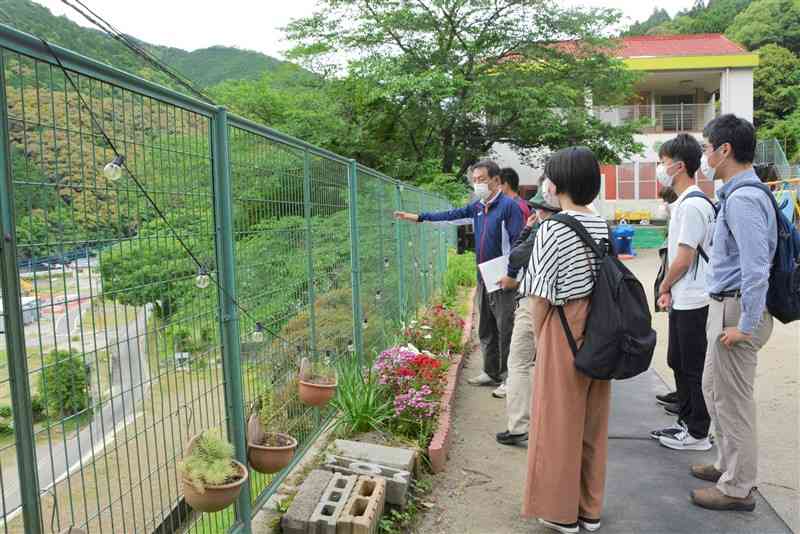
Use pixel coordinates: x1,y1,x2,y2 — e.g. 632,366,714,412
424,334,432,339
420,325,433,330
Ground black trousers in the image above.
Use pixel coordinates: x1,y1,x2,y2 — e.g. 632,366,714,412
476,279,517,381
667,306,711,438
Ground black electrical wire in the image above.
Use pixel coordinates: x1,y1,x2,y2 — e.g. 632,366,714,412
41,38,301,349
60,0,216,105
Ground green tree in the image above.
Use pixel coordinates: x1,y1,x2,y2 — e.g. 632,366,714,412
624,8,672,36
752,44,800,129
39,349,90,418
285,0,642,181
726,0,800,54
651,0,751,35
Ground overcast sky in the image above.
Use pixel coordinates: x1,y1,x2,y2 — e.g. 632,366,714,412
33,1,695,59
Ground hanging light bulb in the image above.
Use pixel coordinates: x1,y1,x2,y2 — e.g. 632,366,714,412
252,322,265,343
103,155,125,181
195,267,210,289
375,290,382,302
383,257,390,269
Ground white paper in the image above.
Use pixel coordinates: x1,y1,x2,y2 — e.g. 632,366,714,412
478,255,509,293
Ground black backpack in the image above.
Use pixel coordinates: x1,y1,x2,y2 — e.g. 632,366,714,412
653,190,718,312
551,213,657,380
726,182,800,324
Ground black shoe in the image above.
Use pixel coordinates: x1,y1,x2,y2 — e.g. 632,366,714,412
663,402,680,416
656,391,678,406
496,431,528,446
538,519,579,533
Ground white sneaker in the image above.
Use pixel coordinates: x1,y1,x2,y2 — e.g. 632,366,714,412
659,430,713,451
467,372,501,386
649,420,686,440
491,381,507,398
538,519,579,533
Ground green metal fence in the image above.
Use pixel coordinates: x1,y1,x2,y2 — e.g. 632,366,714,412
0,24,454,534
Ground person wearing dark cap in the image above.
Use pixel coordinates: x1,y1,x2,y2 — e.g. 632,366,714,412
495,187,561,446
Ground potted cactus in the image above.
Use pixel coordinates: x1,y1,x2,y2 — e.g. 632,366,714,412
247,389,298,474
178,430,248,513
297,356,337,406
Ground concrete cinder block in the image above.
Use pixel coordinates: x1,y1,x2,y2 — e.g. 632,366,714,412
309,472,357,534
332,439,417,473
337,476,386,534
282,469,334,534
323,454,410,508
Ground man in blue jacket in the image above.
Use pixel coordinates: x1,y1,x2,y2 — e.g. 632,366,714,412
394,160,525,387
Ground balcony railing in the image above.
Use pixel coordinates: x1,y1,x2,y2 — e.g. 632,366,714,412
593,103,719,133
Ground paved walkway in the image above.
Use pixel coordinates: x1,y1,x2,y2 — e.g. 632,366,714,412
415,337,793,533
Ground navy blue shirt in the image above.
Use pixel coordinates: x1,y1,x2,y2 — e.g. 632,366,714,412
420,192,524,281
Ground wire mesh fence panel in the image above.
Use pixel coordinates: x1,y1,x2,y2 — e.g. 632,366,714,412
0,26,454,534
0,46,234,534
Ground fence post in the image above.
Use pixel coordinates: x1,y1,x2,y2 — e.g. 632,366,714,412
394,184,405,321
418,195,428,304
347,160,364,364
0,50,42,534
302,150,317,357
211,107,252,532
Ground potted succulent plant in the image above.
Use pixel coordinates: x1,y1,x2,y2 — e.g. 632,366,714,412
178,430,248,513
297,356,337,407
247,390,298,474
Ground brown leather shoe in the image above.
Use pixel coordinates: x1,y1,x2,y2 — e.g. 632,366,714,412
691,486,756,511
691,463,723,482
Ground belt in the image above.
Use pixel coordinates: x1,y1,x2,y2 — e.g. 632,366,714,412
710,290,741,302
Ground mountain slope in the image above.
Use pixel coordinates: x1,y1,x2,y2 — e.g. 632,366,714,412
0,0,287,87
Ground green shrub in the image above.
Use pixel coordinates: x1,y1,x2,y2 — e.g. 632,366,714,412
38,350,90,418
178,430,238,493
330,355,393,436
0,405,11,419
0,421,13,436
442,249,475,306
30,395,46,423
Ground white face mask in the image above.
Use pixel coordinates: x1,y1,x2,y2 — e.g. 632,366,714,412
541,178,561,209
701,145,726,182
656,162,680,188
473,182,490,200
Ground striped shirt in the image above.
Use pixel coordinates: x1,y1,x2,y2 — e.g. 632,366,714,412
523,211,609,305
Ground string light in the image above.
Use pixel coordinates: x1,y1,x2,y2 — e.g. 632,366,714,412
251,322,265,343
103,155,125,181
375,290,382,302
195,267,210,289
383,257,390,269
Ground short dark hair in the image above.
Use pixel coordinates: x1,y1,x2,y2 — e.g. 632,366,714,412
544,146,601,206
471,160,501,178
658,134,703,178
659,186,678,204
703,114,756,164
499,167,520,192
754,163,780,183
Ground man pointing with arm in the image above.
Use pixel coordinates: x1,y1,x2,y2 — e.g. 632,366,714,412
395,160,524,388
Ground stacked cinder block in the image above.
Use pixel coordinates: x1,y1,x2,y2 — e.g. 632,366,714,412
337,476,386,534
323,454,411,508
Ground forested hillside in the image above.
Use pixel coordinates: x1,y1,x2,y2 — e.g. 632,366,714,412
0,0,286,88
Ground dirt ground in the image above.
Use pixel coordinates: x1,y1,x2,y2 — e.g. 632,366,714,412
414,249,799,534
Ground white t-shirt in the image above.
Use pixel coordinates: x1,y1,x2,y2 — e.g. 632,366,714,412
668,185,715,310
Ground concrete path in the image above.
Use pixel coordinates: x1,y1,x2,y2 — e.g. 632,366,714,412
416,249,798,534
415,350,792,534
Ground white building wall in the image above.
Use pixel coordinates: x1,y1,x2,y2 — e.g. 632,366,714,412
491,143,543,186
720,68,754,123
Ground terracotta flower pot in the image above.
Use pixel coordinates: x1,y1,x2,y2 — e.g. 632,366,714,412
246,414,297,474
182,459,248,513
298,378,337,406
